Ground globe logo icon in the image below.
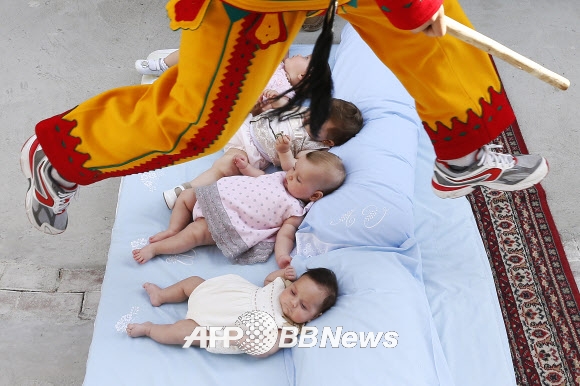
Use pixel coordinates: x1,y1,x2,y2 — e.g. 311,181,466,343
235,310,278,355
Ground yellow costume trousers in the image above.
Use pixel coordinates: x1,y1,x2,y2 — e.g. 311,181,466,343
36,0,515,185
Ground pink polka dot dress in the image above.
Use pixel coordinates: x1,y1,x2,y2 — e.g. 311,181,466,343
192,172,312,264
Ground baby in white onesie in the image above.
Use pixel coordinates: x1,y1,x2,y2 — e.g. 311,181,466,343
127,266,338,357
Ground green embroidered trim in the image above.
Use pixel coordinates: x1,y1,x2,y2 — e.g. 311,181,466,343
223,2,249,22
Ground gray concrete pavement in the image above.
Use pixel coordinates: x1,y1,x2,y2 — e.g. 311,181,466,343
1,2,174,384
0,263,102,385
0,0,578,385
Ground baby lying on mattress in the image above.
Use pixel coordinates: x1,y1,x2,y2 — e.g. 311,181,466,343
132,150,346,267
126,266,338,357
161,99,362,210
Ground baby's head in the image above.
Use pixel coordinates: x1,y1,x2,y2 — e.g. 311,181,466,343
279,267,338,324
284,54,312,86
305,98,363,147
283,150,346,202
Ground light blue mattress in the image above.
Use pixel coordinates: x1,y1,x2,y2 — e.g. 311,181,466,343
84,24,516,386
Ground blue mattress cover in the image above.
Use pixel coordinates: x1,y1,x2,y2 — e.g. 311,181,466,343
84,24,515,386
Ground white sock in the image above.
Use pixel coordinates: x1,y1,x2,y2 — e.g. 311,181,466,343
50,168,76,189
444,149,478,167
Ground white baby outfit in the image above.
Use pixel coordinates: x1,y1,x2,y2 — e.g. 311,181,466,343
187,275,290,328
224,107,328,170
186,275,296,354
193,172,313,264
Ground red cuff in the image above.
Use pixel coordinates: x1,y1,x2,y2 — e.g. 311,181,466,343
375,0,443,30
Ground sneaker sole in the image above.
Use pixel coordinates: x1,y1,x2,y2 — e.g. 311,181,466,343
431,183,475,199
19,135,38,179
20,136,65,235
432,158,549,199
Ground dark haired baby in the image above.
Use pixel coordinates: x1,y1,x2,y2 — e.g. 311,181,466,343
127,266,338,357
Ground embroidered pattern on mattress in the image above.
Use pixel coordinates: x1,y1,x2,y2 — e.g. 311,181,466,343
139,169,165,191
295,233,349,257
362,205,388,228
330,208,356,227
330,205,388,229
130,237,148,250
164,251,197,265
115,306,140,333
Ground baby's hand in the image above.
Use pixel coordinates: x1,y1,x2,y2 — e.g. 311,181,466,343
260,90,290,111
262,89,279,101
275,134,291,154
233,154,249,170
277,254,292,268
284,265,297,281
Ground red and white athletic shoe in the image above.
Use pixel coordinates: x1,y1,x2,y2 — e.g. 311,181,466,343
432,144,549,199
20,135,78,234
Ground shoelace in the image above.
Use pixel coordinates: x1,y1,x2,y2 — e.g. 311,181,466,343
477,144,515,169
55,189,78,214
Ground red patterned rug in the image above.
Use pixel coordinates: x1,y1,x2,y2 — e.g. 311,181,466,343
467,121,580,386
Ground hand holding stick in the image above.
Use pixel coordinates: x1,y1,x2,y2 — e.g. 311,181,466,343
444,16,570,91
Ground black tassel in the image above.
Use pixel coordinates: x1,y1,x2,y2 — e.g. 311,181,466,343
268,0,336,138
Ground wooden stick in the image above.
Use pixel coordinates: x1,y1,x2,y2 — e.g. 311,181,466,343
444,16,570,91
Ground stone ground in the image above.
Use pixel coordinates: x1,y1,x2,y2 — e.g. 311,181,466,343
0,1,578,385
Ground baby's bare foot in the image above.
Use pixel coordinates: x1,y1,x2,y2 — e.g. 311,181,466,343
126,322,152,338
149,230,177,243
132,246,156,264
234,158,247,169
143,282,164,306
233,156,249,170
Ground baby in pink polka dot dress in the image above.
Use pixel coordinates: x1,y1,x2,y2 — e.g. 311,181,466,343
132,150,345,267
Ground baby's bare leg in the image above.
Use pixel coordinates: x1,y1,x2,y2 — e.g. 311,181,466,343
133,219,215,264
143,276,205,306
163,49,179,67
187,149,245,188
150,189,198,243
127,319,199,346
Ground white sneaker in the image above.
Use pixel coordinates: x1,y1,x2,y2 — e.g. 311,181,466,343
134,58,167,76
163,185,187,209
